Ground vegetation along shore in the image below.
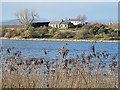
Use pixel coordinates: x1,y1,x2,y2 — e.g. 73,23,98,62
1,45,119,88
0,23,120,42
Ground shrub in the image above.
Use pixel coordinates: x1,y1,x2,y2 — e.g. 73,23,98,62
107,29,118,37
97,26,105,34
1,27,7,37
61,31,75,38
80,25,91,30
32,30,44,38
94,34,101,38
22,30,33,38
110,32,118,37
0,29,2,37
11,30,20,37
4,30,13,38
49,28,59,37
91,26,100,35
75,29,90,39
37,27,48,34
36,27,49,38
53,31,63,39
118,30,120,36
89,28,97,35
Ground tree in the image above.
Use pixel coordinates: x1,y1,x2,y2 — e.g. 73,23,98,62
76,15,87,22
15,9,38,30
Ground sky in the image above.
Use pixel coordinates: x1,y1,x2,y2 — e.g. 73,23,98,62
1,0,119,2
1,2,118,23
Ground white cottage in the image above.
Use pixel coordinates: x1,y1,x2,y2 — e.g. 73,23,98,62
60,20,75,28
49,21,61,28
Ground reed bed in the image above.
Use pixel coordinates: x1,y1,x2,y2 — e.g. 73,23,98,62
0,45,119,88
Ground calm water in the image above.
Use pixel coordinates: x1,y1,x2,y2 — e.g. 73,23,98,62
1,40,119,62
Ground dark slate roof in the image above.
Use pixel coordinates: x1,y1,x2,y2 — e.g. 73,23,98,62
69,19,81,21
60,20,71,25
0,18,50,26
49,21,61,24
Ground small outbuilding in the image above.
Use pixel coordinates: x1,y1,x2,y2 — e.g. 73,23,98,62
32,21,50,28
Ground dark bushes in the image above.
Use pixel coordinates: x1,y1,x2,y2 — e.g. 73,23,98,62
31,27,49,38
75,29,90,39
61,31,75,38
49,28,58,37
74,24,119,40
4,30,20,38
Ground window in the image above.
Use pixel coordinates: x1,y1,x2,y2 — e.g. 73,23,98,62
56,25,58,27
65,25,67,27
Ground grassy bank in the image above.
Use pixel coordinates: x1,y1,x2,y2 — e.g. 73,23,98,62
1,24,119,42
0,37,120,42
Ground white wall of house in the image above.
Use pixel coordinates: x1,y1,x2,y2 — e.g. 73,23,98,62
60,24,68,28
49,24,60,28
70,21,83,25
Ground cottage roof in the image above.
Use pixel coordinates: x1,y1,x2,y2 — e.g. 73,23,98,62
49,21,61,24
60,20,71,25
69,19,82,21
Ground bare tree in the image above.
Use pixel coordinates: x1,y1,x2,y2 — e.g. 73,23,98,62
15,9,38,30
76,15,87,22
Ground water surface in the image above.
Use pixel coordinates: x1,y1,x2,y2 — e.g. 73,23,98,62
1,40,119,62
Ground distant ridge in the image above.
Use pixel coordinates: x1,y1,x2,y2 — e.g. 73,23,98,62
0,18,117,26
0,19,19,26
0,18,50,26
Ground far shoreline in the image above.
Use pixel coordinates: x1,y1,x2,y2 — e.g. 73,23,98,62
0,37,119,42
